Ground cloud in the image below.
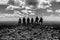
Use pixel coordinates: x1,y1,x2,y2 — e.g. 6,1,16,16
6,5,35,16
47,9,53,12
6,0,54,12
37,0,53,9
36,0,60,9
25,6,32,9
56,0,60,2
0,12,28,18
6,5,21,10
0,0,9,4
2,0,60,17
55,9,60,13
0,0,60,9
0,0,36,17
8,0,26,6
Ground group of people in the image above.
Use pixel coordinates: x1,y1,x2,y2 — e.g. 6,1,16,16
18,16,43,25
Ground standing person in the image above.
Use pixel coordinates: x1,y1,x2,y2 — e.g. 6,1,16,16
39,17,43,25
35,16,39,24
23,17,26,25
18,18,21,25
31,18,34,24
27,17,30,24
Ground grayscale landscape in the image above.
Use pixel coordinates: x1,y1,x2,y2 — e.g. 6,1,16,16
0,0,60,40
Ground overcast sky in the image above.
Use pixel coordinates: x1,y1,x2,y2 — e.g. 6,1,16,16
0,0,60,21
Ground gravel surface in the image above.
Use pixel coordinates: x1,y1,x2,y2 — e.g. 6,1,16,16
0,25,60,40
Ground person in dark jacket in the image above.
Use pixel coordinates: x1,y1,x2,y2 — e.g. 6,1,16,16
27,17,30,24
39,17,43,25
23,17,26,25
35,16,39,24
31,18,34,24
18,18,21,25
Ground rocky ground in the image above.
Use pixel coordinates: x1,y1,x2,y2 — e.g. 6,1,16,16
0,25,60,40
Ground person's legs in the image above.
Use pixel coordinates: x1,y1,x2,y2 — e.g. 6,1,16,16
41,22,43,25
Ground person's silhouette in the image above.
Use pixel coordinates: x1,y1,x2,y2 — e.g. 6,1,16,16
18,18,21,25
39,17,43,25
27,17,30,24
31,18,34,24
35,16,39,23
23,17,26,25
